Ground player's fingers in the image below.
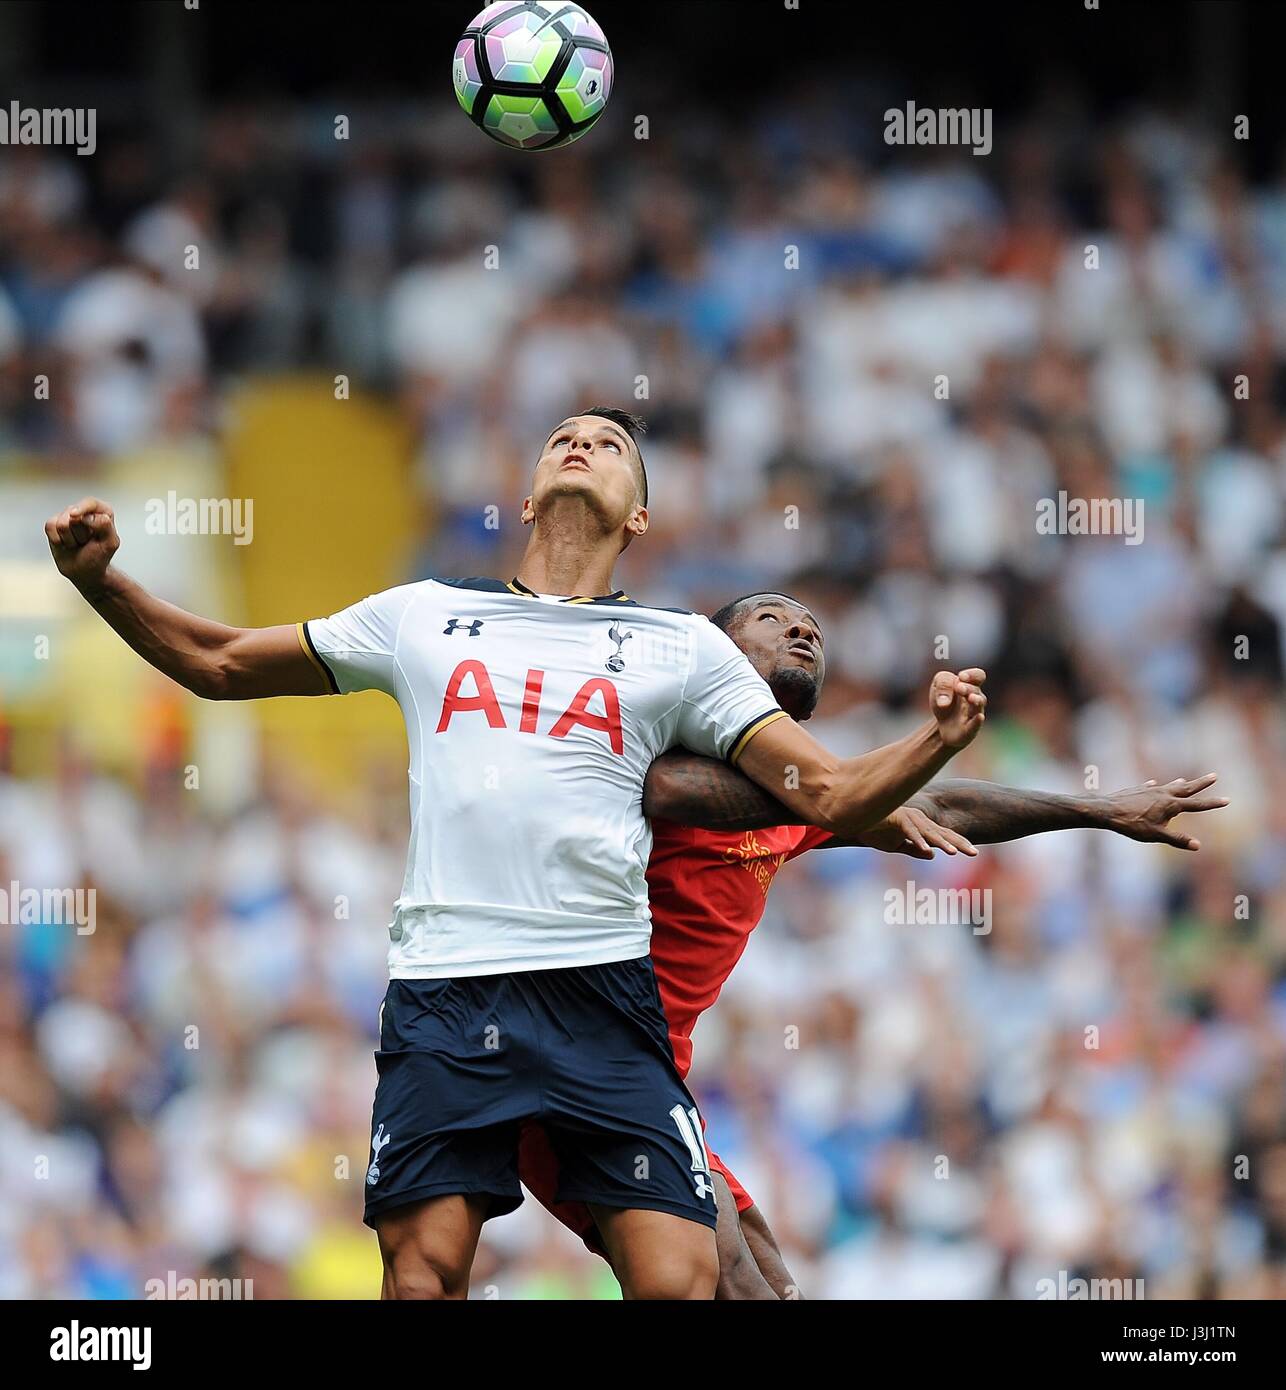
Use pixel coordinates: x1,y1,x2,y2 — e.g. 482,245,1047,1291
901,820,933,854
1174,773,1219,796
902,841,935,859
957,668,986,685
951,675,987,706
1155,824,1199,850
54,512,78,546
931,671,956,707
1179,796,1229,812
931,825,978,856
76,510,114,535
67,501,112,544
69,497,112,522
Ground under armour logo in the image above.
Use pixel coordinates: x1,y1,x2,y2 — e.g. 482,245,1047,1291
367,1124,391,1185
444,618,483,637
605,622,632,672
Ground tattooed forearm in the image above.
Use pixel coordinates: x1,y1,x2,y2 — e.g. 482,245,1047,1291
643,750,800,831
904,779,1106,843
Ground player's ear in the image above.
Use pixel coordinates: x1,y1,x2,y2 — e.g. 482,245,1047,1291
520,494,535,525
625,505,648,542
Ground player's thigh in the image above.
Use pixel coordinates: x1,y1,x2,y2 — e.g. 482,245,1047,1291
588,1202,717,1301
538,959,721,1257
365,979,533,1227
557,1112,719,1298
710,1171,779,1300
740,1203,802,1300
374,1193,491,1300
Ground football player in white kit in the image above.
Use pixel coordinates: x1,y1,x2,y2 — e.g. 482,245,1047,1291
45,407,987,1299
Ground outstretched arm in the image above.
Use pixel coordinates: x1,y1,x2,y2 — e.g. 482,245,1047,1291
645,755,1226,852
45,497,329,700
907,775,1228,852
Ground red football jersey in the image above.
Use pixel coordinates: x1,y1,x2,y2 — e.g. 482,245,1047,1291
518,818,835,1238
645,819,834,1078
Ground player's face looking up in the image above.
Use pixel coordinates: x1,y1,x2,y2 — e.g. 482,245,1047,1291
720,594,826,722
522,415,649,549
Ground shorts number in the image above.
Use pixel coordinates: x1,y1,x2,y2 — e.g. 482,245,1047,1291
669,1104,715,1201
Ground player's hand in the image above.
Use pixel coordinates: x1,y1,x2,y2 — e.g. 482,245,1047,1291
882,805,978,859
45,498,120,592
931,668,987,750
1102,774,1229,851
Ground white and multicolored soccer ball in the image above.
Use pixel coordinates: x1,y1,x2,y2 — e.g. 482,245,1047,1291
453,2,613,151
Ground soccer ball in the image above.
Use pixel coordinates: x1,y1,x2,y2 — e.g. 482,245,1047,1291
453,2,613,151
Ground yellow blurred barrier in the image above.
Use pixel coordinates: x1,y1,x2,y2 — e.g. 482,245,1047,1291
225,375,421,800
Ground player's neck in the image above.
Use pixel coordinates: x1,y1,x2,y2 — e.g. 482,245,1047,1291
517,510,621,598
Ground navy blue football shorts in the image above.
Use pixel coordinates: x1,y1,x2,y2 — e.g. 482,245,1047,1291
362,956,718,1234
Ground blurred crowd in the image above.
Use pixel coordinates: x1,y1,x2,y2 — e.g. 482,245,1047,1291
2,72,1286,1298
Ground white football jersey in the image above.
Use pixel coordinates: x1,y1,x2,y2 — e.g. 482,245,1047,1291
300,577,786,978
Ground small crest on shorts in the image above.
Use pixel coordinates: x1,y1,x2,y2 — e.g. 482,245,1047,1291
367,1124,392,1185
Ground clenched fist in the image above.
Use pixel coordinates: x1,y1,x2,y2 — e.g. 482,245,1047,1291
930,668,987,750
45,498,120,593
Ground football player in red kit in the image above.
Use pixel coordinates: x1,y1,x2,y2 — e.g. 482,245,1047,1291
519,591,1228,1298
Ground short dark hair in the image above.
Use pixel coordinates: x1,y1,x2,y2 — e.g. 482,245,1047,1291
711,591,804,634
581,405,648,506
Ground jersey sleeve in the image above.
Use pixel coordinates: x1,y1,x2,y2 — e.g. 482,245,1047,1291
674,617,788,764
299,585,415,696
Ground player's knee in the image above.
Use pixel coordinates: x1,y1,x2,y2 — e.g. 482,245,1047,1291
382,1248,469,1300
624,1240,719,1300
380,1234,471,1300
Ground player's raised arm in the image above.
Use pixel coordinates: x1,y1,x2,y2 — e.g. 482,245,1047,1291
732,668,987,838
904,774,1229,851
45,497,330,700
